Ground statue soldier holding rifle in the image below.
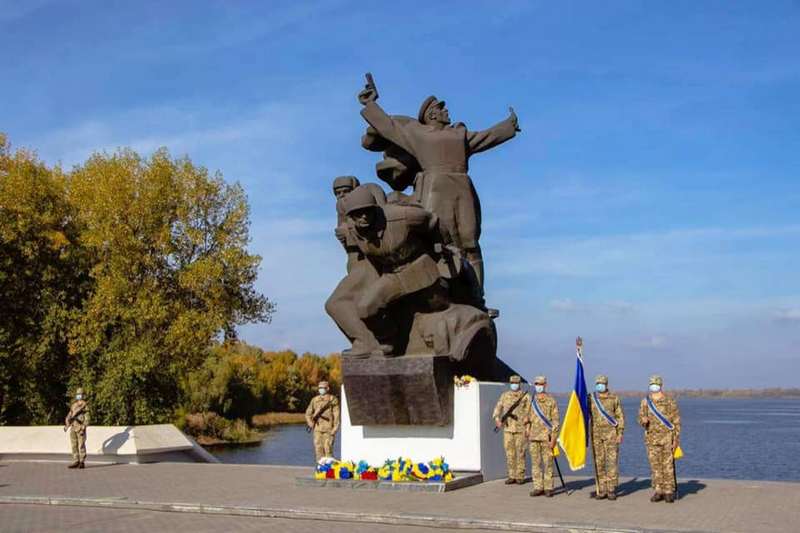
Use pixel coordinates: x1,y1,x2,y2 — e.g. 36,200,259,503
638,375,681,503
305,381,340,462
357,73,520,299
64,387,89,469
492,374,531,485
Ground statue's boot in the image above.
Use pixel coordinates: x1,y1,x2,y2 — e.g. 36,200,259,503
343,340,383,358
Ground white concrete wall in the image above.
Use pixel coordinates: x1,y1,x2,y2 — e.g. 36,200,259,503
341,381,507,480
0,424,217,463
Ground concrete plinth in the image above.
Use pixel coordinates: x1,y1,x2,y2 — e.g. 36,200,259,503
295,472,483,492
341,381,507,480
0,424,217,463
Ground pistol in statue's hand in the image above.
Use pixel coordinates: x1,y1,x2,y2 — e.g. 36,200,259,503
358,72,379,105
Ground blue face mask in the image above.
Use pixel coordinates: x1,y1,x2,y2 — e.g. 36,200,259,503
649,384,661,393
510,383,520,391
534,385,545,393
595,383,606,393
318,389,327,396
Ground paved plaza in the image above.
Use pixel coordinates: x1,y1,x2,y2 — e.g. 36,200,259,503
1,461,798,532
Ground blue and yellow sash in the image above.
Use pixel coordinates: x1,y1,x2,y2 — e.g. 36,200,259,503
591,393,618,427
532,395,553,430
646,395,674,430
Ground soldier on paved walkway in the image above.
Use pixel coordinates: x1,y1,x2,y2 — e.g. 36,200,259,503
492,375,531,484
305,381,340,462
589,374,625,500
526,375,560,497
64,387,88,469
638,375,681,503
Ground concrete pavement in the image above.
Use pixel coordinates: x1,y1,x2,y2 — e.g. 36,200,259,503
1,462,798,532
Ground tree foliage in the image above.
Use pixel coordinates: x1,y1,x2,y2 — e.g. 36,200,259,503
0,134,276,425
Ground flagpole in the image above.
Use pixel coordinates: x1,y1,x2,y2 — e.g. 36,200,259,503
578,337,601,498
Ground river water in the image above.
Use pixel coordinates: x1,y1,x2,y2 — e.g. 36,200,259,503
209,398,800,482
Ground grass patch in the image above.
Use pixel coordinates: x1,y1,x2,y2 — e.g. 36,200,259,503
252,412,307,428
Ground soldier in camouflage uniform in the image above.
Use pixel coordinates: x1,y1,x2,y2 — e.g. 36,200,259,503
64,387,89,469
638,375,681,503
305,381,340,462
589,375,625,500
526,375,560,497
492,375,531,484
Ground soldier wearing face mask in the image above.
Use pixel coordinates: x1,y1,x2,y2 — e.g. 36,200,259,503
492,375,531,484
589,375,625,500
305,381,340,462
64,387,89,469
638,375,681,503
526,375,560,497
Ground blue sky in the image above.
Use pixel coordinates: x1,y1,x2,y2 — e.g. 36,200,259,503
3,1,799,389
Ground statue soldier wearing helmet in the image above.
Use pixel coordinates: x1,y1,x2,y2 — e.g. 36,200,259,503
64,387,89,469
325,185,444,358
357,74,520,299
331,175,386,272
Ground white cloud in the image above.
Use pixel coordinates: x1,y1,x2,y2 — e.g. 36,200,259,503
774,308,800,323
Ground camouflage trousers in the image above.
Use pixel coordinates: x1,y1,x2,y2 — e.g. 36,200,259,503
69,425,86,462
593,436,619,495
502,431,526,481
529,440,554,490
646,443,676,494
313,431,335,462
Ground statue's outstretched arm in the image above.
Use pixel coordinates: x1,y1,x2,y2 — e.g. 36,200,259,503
467,107,520,155
360,102,415,156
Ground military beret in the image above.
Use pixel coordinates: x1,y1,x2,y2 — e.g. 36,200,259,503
595,375,608,384
318,381,329,388
509,375,521,383
649,375,663,386
418,95,445,123
332,175,360,191
533,375,547,384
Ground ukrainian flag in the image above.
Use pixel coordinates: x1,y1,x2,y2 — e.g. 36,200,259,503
557,339,590,470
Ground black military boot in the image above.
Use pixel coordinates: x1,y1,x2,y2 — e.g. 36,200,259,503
664,492,675,503
504,478,515,485
596,492,607,500
650,492,664,502
68,461,79,469
544,489,554,497
78,462,85,469
529,489,543,497
607,490,617,501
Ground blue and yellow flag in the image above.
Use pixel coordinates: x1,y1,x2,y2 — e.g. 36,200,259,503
557,339,590,470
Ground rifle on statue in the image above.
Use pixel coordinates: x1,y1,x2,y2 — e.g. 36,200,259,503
306,400,333,433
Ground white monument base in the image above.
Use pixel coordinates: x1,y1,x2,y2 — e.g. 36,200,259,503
341,381,507,481
0,424,218,463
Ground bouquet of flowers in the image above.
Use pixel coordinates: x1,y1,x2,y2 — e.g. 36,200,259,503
315,456,454,482
454,375,475,388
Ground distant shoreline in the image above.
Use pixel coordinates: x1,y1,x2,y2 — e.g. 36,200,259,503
549,388,800,399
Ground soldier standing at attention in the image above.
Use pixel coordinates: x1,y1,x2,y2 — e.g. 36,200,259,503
527,375,560,497
305,381,340,462
492,375,530,485
638,375,681,503
64,387,88,469
589,375,625,500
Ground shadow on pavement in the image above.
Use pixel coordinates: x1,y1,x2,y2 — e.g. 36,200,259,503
617,476,651,496
102,427,133,454
677,479,706,498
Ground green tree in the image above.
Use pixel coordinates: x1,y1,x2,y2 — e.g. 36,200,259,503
66,148,274,424
0,135,90,424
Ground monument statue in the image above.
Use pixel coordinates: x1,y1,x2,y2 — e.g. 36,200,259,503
325,74,521,425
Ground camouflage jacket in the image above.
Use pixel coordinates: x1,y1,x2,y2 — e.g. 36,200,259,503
590,392,624,440
492,390,531,433
65,400,89,429
638,394,680,447
527,394,560,442
305,394,340,433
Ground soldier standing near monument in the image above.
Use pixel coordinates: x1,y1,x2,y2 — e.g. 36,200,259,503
64,387,88,469
589,374,625,500
492,375,530,485
638,375,681,503
305,381,340,462
527,375,560,497
357,77,519,294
